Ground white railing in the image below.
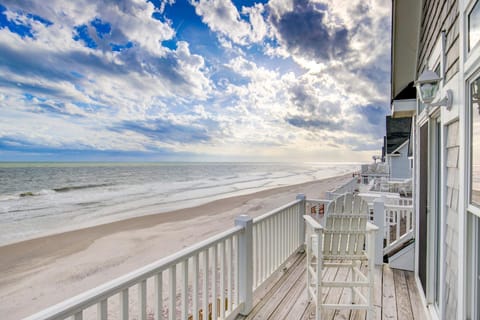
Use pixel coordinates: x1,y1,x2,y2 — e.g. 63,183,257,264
372,198,414,263
25,196,307,320
252,196,305,290
25,226,243,320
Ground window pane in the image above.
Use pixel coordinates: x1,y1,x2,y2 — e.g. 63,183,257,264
466,214,480,320
472,76,480,207
469,0,480,51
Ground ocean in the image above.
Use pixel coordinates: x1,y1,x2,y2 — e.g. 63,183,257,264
0,162,358,246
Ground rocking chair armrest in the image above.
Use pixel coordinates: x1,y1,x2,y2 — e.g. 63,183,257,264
303,215,324,232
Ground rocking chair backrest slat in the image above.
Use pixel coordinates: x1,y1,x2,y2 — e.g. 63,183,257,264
344,193,353,212
334,195,345,213
322,193,369,258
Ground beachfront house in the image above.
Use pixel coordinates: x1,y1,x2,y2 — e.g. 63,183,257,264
391,0,480,319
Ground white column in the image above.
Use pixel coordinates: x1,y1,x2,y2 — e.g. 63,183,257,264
235,214,253,315
373,198,385,265
296,193,307,248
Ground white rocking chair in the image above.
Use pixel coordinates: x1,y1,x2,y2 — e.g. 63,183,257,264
304,193,378,320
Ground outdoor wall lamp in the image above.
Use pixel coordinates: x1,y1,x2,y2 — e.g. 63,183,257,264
414,69,453,110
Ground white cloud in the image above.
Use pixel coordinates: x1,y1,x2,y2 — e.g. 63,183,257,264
191,0,250,45
191,0,270,45
0,0,391,162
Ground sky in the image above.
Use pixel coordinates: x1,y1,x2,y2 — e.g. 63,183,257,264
0,0,391,162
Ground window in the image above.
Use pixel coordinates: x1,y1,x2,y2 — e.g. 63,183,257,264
468,73,480,320
466,214,480,320
469,0,480,51
472,75,480,207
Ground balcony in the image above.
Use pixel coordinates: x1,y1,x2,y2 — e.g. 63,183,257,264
24,179,425,320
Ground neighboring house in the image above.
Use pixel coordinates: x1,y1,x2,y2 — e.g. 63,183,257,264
391,0,480,319
384,116,412,180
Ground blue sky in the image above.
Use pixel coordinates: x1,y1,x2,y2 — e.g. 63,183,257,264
0,0,391,162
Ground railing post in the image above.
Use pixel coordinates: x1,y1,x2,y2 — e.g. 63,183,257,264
296,194,306,249
235,214,253,315
373,198,385,265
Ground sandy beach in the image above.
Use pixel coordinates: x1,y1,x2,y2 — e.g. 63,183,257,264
0,174,351,319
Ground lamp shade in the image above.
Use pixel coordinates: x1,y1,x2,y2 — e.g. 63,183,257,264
414,70,442,104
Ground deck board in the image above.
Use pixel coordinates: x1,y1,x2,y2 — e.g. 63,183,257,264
235,253,427,320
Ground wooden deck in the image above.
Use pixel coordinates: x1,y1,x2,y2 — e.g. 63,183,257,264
236,252,427,320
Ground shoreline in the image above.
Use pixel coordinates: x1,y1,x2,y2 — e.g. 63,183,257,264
0,173,352,319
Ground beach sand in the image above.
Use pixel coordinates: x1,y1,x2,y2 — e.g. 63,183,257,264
0,174,352,319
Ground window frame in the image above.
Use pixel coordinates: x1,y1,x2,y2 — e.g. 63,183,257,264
468,0,480,52
466,68,480,320
468,70,480,217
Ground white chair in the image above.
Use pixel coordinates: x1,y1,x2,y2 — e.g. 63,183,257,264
304,193,378,320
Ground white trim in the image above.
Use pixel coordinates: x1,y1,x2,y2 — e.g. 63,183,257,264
464,0,480,70
389,139,409,155
392,99,416,118
465,67,480,319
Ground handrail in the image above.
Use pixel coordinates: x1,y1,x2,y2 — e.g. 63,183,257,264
303,215,323,231
25,194,308,320
253,199,302,224
25,226,243,320
251,200,304,290
371,197,414,259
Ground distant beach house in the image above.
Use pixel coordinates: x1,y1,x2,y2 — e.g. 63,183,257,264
384,115,412,180
391,0,480,319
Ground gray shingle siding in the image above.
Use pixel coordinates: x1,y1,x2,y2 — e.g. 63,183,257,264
445,120,459,320
418,0,459,81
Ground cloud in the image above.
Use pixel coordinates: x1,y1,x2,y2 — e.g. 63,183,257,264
269,0,349,61
191,0,270,45
0,0,392,162
113,118,213,144
191,0,251,45
285,116,345,131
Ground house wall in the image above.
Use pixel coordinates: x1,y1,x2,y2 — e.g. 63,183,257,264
388,145,412,180
416,1,460,319
417,0,459,80
445,120,459,320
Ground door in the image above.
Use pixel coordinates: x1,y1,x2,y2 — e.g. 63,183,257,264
419,123,428,293
430,118,442,309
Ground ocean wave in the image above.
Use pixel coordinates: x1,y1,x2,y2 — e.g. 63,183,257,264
53,183,112,193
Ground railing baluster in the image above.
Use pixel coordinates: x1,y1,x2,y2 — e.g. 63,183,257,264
234,235,239,307
120,288,128,320
202,249,209,320
155,272,163,320
169,265,176,320
287,208,291,253
386,209,391,246
97,299,107,320
282,209,287,260
212,244,217,320
275,215,280,269
192,254,199,320
396,210,401,241
220,241,226,319
73,311,83,320
181,260,188,320
268,218,273,274
252,225,257,288
264,221,268,280
139,280,147,320
227,238,232,313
